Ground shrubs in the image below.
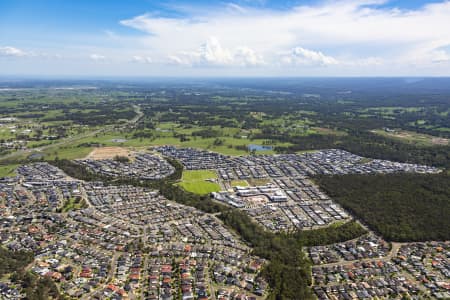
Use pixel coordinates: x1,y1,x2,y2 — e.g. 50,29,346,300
113,155,130,163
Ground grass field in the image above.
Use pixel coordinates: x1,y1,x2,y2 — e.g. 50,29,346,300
60,197,87,212
42,146,93,160
177,170,221,195
0,164,18,177
230,180,249,187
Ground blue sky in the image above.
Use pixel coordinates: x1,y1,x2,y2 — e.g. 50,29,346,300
1,0,449,77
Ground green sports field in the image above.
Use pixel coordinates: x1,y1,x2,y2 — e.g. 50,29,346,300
177,170,221,195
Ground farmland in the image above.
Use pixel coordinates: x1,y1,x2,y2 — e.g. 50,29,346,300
2,79,448,170
372,129,449,146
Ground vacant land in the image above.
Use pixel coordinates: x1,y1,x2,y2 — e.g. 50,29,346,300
247,178,272,186
177,170,221,195
42,146,93,161
85,146,133,160
60,197,87,212
230,180,249,187
373,129,449,146
0,164,18,177
316,173,450,242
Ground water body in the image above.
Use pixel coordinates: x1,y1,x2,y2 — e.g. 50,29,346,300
248,144,273,151
111,138,127,143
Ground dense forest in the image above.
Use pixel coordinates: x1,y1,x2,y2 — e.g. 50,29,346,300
316,173,450,242
52,158,367,299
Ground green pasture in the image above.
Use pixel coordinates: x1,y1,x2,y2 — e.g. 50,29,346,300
0,164,18,177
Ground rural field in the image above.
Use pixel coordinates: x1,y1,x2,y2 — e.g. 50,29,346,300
372,129,449,146
0,164,18,177
84,146,134,160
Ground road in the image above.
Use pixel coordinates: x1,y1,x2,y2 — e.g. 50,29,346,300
0,104,143,163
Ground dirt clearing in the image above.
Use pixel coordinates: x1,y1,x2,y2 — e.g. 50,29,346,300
85,147,133,160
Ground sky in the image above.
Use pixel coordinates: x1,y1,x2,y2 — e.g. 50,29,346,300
1,0,450,77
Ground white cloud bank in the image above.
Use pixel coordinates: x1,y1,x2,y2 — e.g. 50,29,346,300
0,46,28,57
89,54,107,61
131,55,153,64
3,1,450,76
118,0,450,73
168,37,264,67
281,47,339,66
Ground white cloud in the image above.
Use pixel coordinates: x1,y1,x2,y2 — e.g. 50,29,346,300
167,54,188,65
131,55,153,64
89,54,107,61
351,56,384,66
225,3,247,14
168,36,233,66
194,37,233,65
0,46,64,60
234,46,265,66
281,47,339,66
430,50,450,63
0,46,28,57
168,37,264,67
119,0,450,73
3,1,450,75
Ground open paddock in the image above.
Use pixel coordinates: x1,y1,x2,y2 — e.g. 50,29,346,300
84,146,134,160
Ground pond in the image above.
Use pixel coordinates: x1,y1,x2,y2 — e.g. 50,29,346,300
248,144,273,151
